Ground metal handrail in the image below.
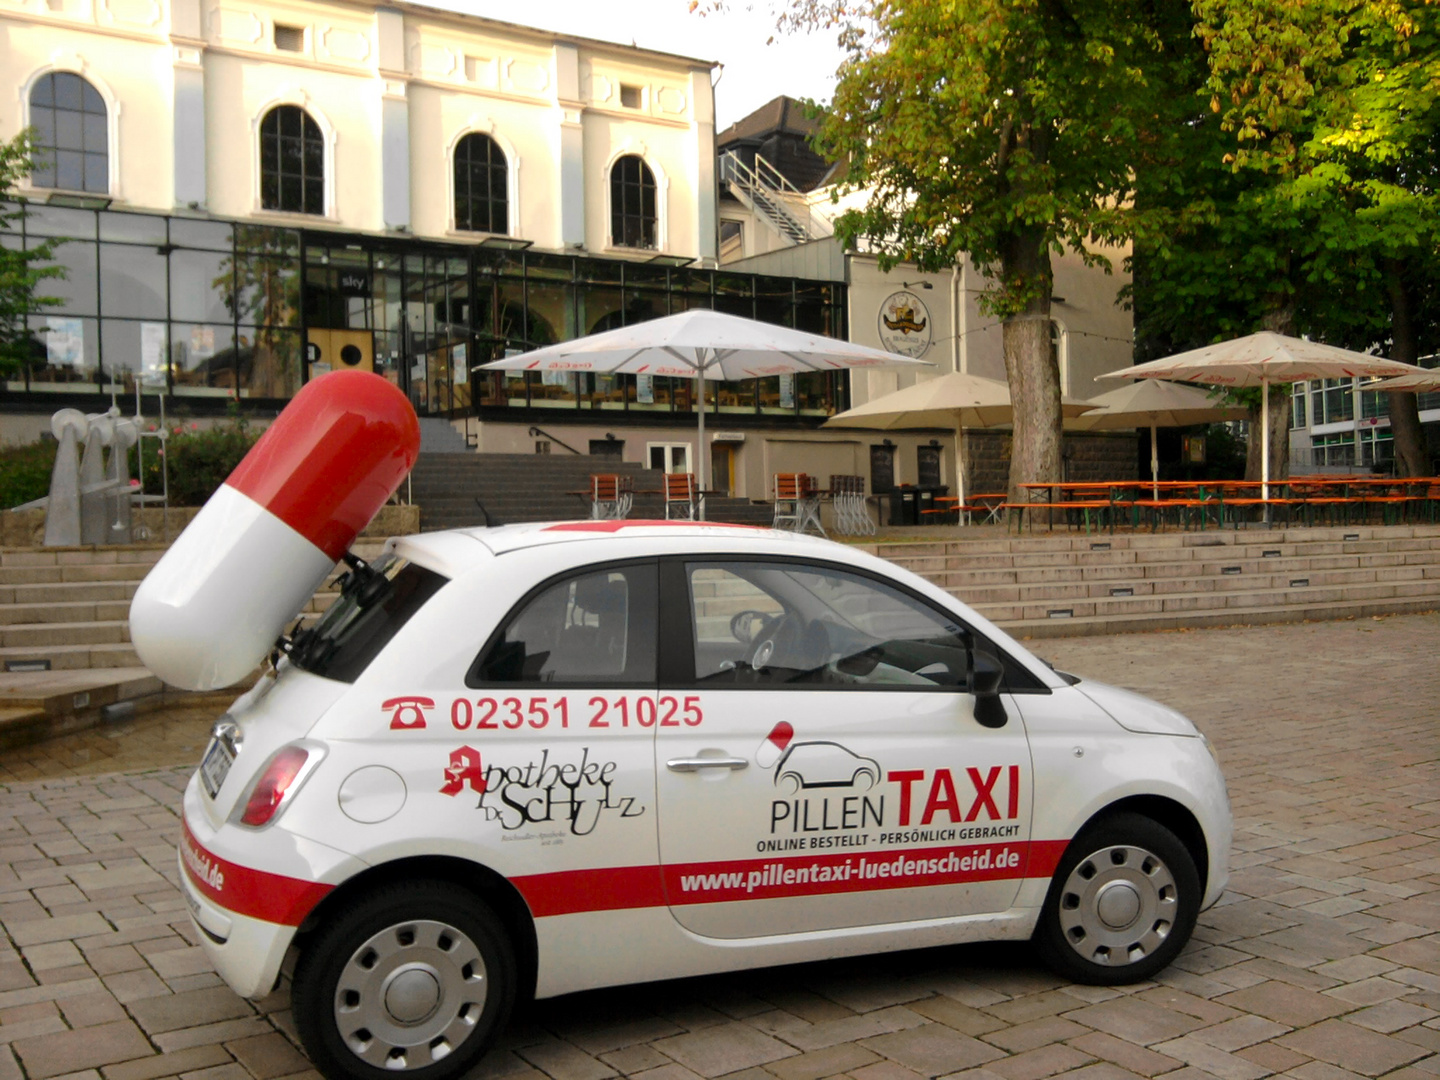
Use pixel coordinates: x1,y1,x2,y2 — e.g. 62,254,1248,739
527,425,583,455
719,151,819,244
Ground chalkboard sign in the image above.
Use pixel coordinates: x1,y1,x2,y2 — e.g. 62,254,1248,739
917,445,942,488
870,445,896,493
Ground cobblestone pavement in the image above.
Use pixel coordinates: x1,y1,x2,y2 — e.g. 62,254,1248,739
0,613,1436,1080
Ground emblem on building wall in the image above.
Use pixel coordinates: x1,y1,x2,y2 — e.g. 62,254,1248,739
877,291,933,358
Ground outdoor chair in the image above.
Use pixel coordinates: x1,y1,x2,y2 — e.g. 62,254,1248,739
589,474,633,520
828,475,875,536
664,472,698,520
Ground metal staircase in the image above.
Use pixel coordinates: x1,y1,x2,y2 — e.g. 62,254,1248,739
719,151,826,246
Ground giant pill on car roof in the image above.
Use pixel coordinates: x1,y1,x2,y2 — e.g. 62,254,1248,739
129,370,420,691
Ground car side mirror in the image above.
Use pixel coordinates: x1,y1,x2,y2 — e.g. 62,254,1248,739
968,648,1007,729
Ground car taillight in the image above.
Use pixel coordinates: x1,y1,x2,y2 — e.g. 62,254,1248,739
239,746,311,827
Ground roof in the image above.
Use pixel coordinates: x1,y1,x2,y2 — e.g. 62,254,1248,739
378,0,719,71
389,519,833,577
717,95,822,148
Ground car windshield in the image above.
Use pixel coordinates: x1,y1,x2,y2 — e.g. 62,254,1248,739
288,552,449,683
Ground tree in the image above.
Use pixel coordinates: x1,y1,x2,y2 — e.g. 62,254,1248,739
782,0,1188,497
1191,0,1440,475
0,130,65,378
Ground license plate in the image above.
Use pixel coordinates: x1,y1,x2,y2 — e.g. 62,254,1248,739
200,737,234,799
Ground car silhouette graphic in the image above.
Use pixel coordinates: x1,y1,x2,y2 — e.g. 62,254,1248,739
773,741,881,793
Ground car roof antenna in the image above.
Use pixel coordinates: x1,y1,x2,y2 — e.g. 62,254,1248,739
474,497,503,528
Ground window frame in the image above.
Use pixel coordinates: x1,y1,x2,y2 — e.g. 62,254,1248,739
256,103,328,217
25,70,112,197
466,558,661,690
657,555,1050,695
452,131,510,236
608,153,658,251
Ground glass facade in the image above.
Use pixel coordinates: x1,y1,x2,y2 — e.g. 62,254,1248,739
5,203,848,424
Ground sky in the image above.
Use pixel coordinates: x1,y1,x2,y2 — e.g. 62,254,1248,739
422,0,846,130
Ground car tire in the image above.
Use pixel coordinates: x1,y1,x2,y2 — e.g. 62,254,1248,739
292,880,515,1080
1033,812,1200,985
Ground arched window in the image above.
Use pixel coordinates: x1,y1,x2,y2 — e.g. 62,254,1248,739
260,105,324,215
454,133,508,234
29,72,108,194
610,154,656,249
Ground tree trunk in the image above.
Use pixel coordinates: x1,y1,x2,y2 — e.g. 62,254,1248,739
1245,307,1294,482
1000,237,1060,502
1384,258,1426,477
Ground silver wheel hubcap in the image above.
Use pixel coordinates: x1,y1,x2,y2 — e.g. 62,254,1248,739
335,919,487,1071
1058,843,1177,967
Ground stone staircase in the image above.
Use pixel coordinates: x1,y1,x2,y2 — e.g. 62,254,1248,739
856,524,1440,638
410,452,775,529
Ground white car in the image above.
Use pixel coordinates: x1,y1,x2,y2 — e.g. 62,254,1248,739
178,521,1231,1080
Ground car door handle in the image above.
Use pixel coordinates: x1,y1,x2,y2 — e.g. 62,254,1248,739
666,756,749,772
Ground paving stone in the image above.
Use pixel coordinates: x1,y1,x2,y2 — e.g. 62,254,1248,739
12,1020,152,1080
8,915,111,948
1188,1016,1292,1051
1323,978,1411,1006
1060,999,1210,1047
1064,1033,1183,1078
1232,1041,1310,1072
1276,1019,1429,1077
982,1043,1093,1080
982,1017,1090,1054
223,1033,310,1079
153,1018,273,1054
1149,1034,1272,1080
847,1063,926,1080
762,1043,880,1080
630,1065,705,1080
651,1023,797,1077
1215,983,1355,1027
908,997,1009,1038
127,986,255,1034
861,1022,1006,1075
776,1007,926,1052
176,1064,250,1080
100,1046,232,1080
99,970,168,1004
1344,1000,1438,1034
57,992,125,1028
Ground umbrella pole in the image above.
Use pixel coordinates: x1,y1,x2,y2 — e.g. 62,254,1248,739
1151,422,1160,500
695,371,707,520
1261,378,1270,517
953,422,967,524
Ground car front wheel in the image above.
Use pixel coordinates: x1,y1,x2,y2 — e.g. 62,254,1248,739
1033,812,1200,984
292,880,515,1080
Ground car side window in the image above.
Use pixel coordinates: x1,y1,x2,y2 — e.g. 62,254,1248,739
469,562,658,687
686,561,971,688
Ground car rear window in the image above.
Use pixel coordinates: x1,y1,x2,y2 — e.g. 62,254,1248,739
288,553,448,683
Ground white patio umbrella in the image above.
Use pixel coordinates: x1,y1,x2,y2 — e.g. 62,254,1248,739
823,370,1097,508
1100,332,1433,499
1066,380,1248,498
479,309,932,516
1369,370,1440,393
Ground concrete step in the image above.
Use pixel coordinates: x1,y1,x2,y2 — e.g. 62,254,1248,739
969,576,1440,624
1004,592,1440,640
3,581,140,605
0,563,158,586
0,667,166,751
1,621,129,649
0,642,141,671
0,600,131,626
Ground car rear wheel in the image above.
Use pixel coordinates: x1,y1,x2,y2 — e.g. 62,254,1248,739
292,880,515,1080
1033,812,1200,984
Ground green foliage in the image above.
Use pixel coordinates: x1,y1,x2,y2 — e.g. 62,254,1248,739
132,410,262,507
0,130,67,378
812,0,1181,318
0,439,57,509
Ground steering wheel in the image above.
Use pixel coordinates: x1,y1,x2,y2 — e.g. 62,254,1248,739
729,609,774,644
744,613,801,672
